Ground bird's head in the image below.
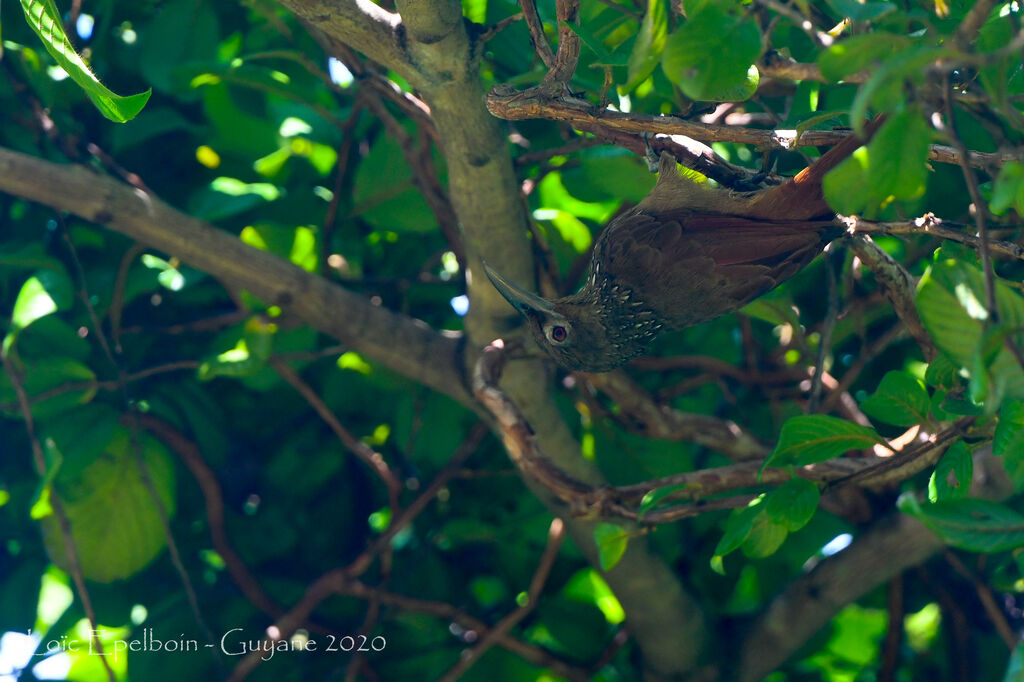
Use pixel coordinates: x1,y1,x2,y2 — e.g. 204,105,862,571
481,262,653,373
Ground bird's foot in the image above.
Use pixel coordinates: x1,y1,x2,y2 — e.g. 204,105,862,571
642,132,660,173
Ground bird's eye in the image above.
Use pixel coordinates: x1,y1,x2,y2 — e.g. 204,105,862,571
550,325,568,343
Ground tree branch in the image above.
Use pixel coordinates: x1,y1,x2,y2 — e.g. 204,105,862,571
583,370,771,461
486,88,1019,169
0,147,470,404
847,214,1024,261
844,233,937,360
275,0,413,82
737,512,943,682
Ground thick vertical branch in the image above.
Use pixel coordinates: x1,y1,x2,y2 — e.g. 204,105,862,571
301,0,713,675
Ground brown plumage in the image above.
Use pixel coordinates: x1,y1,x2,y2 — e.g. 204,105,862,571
485,117,884,372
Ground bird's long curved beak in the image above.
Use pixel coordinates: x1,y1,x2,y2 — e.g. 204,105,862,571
480,261,554,317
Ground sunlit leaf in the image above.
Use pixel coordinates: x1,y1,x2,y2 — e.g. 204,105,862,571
10,268,73,333
19,0,150,121
42,429,176,581
714,499,763,557
823,109,930,215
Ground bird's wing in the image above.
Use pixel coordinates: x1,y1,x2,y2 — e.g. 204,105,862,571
601,211,831,267
595,211,832,327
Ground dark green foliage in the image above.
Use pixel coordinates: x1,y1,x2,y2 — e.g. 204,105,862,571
2,0,1024,681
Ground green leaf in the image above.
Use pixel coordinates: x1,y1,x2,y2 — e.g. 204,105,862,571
593,523,629,570
899,495,1024,553
869,109,931,200
925,353,959,389
977,11,1015,115
461,0,486,24
198,318,278,381
639,483,701,516
41,429,176,582
138,0,220,93
19,0,150,121
917,264,986,366
823,109,930,215
990,161,1024,216
794,110,851,135
825,0,896,21
0,357,97,420
624,0,667,93
565,21,629,66
560,147,656,203
0,242,63,271
10,268,73,333
860,371,930,426
714,499,763,557
928,441,972,502
995,399,1024,490
353,136,439,233
661,2,761,102
764,478,820,532
548,211,593,253
141,254,186,292
742,515,789,558
849,46,946,127
822,147,875,215
915,257,1024,406
1004,642,1024,682
562,568,625,624
766,415,883,468
16,316,91,362
41,404,122,483
818,34,909,82
741,297,802,330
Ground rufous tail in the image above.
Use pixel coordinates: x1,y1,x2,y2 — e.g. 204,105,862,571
744,114,886,220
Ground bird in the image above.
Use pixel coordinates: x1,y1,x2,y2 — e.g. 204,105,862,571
483,117,885,372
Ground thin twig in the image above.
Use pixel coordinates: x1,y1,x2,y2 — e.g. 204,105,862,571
137,415,286,620
60,226,221,660
943,551,1017,650
479,12,525,42
753,0,832,46
519,0,556,68
0,352,116,682
438,518,566,681
879,575,905,682
269,356,404,510
942,76,998,318
807,247,840,413
844,234,937,360
226,423,492,681
845,214,1024,261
